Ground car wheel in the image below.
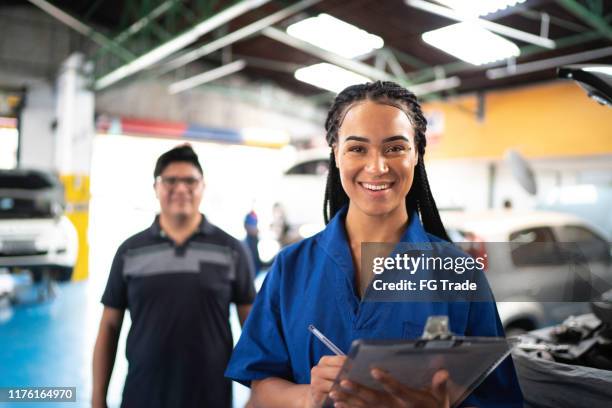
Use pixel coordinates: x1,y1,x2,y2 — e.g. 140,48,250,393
51,267,74,282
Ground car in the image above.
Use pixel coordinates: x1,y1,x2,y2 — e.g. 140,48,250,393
441,209,612,335
0,169,78,282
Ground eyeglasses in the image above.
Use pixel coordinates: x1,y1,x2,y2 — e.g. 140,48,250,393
156,176,202,189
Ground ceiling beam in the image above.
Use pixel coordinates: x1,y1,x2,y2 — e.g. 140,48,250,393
486,46,612,79
27,0,134,62
168,59,247,94
94,0,271,90
113,0,178,45
405,0,556,49
556,0,612,41
160,0,322,74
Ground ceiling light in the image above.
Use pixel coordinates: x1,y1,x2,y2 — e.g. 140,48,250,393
435,0,527,17
294,63,370,93
287,13,383,58
422,22,520,65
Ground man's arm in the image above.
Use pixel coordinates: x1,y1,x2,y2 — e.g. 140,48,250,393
237,304,252,326
92,306,125,408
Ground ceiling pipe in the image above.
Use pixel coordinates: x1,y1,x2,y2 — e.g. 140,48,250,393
486,46,612,79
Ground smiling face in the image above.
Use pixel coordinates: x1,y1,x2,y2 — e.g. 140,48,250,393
154,161,204,222
334,100,418,220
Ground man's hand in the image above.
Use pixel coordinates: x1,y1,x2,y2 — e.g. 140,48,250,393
328,368,450,408
305,355,347,408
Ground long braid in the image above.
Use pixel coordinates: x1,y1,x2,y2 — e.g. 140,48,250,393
323,80,450,241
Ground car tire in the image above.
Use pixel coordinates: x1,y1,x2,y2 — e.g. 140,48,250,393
51,267,73,282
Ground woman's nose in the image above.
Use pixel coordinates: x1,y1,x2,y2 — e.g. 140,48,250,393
365,153,388,174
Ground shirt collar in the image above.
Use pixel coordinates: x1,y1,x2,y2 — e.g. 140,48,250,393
149,213,214,238
317,205,432,261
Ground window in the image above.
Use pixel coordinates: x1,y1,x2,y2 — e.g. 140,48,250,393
558,226,610,264
509,227,562,266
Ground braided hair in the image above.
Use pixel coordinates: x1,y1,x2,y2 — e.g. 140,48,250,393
323,80,450,241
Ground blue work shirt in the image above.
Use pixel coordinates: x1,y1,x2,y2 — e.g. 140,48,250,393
226,207,523,407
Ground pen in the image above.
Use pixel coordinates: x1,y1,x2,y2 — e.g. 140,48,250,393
308,324,346,356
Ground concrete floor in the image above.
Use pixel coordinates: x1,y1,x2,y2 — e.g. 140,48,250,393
0,280,252,408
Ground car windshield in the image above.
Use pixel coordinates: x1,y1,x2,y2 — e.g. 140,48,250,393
0,197,54,219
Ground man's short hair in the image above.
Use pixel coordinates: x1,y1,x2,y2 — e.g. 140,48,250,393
154,144,203,178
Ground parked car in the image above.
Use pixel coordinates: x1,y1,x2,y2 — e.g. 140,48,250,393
0,169,78,282
441,209,612,335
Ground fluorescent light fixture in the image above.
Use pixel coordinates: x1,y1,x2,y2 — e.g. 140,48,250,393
435,0,527,17
422,22,520,65
294,63,371,93
287,13,383,58
406,0,555,49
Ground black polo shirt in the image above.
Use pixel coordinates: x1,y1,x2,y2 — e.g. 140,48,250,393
101,215,256,408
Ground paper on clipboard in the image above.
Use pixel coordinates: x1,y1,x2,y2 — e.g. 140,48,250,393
324,336,516,408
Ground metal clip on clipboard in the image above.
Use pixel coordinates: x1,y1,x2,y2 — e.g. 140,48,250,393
422,315,453,340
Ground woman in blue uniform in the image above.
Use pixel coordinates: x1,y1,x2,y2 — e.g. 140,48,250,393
226,81,523,407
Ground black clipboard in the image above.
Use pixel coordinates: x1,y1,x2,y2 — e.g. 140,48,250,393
323,336,516,408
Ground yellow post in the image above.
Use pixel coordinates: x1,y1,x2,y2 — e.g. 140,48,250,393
60,174,90,281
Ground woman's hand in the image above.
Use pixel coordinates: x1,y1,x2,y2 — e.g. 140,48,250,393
305,355,347,408
329,368,450,408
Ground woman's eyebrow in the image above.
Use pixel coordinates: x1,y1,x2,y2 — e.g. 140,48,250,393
382,135,410,143
345,136,370,143
344,135,409,143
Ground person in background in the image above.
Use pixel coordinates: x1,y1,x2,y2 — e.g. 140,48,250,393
244,210,264,276
92,144,255,408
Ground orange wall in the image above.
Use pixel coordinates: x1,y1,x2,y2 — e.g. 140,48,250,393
422,81,612,160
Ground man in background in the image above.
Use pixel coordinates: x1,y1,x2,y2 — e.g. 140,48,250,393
92,144,255,408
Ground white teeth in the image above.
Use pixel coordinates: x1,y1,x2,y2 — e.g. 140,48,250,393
362,183,390,191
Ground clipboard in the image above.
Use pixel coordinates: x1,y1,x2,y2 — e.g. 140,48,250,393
323,317,517,408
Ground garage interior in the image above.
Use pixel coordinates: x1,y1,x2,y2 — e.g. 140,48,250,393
0,0,611,407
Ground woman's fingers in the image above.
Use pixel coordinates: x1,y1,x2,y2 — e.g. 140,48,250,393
318,355,347,367
309,355,348,406
430,370,449,397
372,368,451,408
329,384,379,408
372,368,426,402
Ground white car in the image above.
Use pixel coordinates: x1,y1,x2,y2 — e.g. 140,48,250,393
441,210,612,334
0,169,78,282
